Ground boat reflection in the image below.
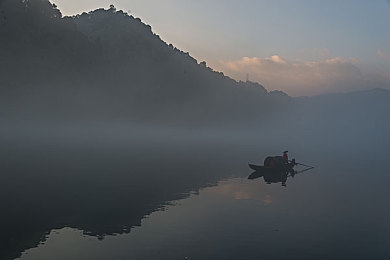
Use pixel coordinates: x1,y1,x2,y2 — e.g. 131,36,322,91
248,165,313,186
248,170,291,186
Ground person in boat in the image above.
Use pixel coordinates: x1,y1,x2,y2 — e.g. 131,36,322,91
282,151,295,173
282,151,288,163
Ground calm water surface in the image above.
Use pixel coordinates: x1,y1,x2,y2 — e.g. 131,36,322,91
1,125,390,259
18,169,390,260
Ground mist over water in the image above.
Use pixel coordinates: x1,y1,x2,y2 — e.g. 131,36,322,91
2,84,389,260
1,1,390,259
2,112,390,259
0,122,259,259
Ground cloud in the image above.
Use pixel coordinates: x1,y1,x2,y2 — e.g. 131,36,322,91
378,49,390,60
218,55,390,96
269,55,287,64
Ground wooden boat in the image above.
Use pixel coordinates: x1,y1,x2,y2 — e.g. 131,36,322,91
248,156,296,182
249,156,295,172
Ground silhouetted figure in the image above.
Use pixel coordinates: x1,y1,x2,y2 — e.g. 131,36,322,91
282,151,288,162
282,151,296,174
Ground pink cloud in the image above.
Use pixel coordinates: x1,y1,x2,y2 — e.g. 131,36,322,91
377,50,390,60
218,55,389,96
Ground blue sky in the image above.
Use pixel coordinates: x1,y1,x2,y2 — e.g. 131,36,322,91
54,0,390,96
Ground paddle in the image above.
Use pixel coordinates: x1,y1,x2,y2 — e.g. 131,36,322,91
286,162,314,178
289,160,314,168
296,162,314,168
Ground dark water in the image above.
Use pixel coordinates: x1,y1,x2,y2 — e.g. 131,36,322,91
1,124,390,259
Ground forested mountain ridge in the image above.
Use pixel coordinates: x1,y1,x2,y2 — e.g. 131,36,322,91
0,0,292,124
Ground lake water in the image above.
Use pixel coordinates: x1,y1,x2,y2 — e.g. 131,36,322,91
1,124,390,259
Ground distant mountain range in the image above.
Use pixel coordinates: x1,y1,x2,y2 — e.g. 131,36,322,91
296,88,390,138
0,0,292,125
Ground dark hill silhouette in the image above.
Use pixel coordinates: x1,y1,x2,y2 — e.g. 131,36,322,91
0,0,292,125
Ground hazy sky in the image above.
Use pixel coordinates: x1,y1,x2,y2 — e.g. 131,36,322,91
54,0,390,96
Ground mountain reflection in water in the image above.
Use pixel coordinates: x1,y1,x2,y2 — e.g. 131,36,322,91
19,173,390,260
1,127,390,260
0,130,254,260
